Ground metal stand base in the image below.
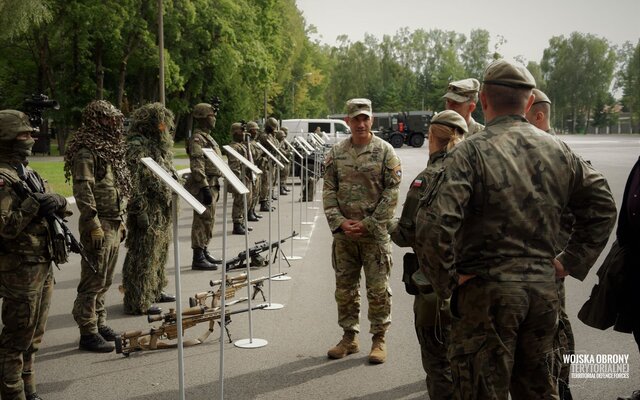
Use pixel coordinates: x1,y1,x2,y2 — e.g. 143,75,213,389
271,275,292,281
293,236,309,240
285,255,302,260
234,338,268,349
261,303,285,310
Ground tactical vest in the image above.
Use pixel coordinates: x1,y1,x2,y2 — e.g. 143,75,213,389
0,164,52,263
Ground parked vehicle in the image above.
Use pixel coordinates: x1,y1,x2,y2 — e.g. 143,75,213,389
281,119,351,145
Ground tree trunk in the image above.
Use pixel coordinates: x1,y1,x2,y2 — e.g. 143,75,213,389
95,40,104,100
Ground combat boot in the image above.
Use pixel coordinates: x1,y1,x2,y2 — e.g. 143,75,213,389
368,333,386,364
26,393,43,400
248,211,260,222
203,248,222,264
260,201,274,212
279,186,288,195
327,330,359,359
253,208,263,218
232,222,246,235
98,325,118,341
79,333,115,353
192,248,218,270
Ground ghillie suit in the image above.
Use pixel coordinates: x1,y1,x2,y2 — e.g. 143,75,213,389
122,103,177,315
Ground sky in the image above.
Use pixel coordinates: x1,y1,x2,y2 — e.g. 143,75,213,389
295,0,640,64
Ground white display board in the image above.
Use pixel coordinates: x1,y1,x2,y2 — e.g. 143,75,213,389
202,148,249,195
255,142,285,169
266,140,290,164
283,139,302,159
141,158,206,214
222,145,263,175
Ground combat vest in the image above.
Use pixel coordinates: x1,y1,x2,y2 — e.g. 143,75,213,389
73,147,126,220
0,163,52,263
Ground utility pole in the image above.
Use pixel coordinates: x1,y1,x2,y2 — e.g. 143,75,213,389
157,0,165,105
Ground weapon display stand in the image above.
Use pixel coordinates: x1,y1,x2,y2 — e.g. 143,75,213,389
272,170,292,281
297,137,315,225
293,138,311,240
222,145,269,350
283,140,303,260
140,158,207,400
254,143,285,310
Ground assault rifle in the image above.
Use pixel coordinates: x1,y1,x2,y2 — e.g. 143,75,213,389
114,300,267,357
226,231,298,271
189,272,287,308
12,164,96,272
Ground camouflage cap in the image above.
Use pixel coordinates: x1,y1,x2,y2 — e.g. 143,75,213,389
483,59,536,89
430,110,468,134
192,103,215,119
0,110,36,141
532,88,551,105
346,98,372,118
443,78,480,103
230,122,243,133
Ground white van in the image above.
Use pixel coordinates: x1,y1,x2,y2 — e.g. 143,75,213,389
281,119,351,145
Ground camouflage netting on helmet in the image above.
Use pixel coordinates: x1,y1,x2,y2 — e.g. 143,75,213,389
63,100,132,197
121,102,177,314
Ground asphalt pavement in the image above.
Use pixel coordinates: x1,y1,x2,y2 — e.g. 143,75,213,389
15,134,640,399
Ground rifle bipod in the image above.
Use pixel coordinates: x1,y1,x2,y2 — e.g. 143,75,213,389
114,302,267,357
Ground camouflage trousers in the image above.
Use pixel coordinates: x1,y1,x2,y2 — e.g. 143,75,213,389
414,292,453,400
331,238,392,334
0,261,53,400
72,219,123,335
250,175,261,211
279,160,290,184
232,180,251,224
191,185,220,249
259,165,276,202
554,279,575,399
448,279,559,400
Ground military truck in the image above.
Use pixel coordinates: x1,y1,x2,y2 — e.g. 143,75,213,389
327,110,433,148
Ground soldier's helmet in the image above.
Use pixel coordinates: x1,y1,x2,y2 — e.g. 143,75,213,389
246,121,259,131
265,117,279,133
230,122,245,141
281,126,289,135
0,110,35,141
82,100,123,126
275,130,285,140
192,103,215,119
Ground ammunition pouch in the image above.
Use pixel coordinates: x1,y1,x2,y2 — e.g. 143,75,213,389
50,218,69,265
402,252,420,295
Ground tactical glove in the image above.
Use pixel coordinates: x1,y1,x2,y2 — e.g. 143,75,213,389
33,192,67,217
200,187,213,206
136,213,150,229
90,227,105,250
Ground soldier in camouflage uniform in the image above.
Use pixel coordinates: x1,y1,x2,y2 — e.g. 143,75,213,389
277,127,292,195
185,103,223,270
246,121,264,221
526,88,575,400
258,117,281,211
122,103,178,315
443,78,484,137
414,59,617,399
228,123,253,235
389,110,467,399
323,98,402,364
0,110,67,400
65,100,130,353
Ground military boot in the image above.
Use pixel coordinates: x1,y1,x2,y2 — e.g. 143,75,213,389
368,333,387,364
203,248,222,264
98,325,118,341
248,211,260,222
26,393,44,400
327,330,359,359
253,208,263,218
79,333,115,353
192,248,218,270
232,222,246,235
279,186,288,195
260,201,274,212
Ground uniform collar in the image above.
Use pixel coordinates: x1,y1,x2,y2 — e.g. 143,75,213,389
486,114,528,126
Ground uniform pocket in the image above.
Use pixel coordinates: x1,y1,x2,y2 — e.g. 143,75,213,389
448,334,492,399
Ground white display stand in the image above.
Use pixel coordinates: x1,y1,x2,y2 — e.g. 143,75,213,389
295,137,315,225
282,140,304,259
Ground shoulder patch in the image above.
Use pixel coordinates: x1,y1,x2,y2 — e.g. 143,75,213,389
193,137,201,143
0,178,4,187
393,165,402,178
410,178,422,188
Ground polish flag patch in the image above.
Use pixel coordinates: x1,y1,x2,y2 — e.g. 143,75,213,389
411,179,423,188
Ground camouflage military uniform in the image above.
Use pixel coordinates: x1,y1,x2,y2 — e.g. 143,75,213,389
249,138,264,213
186,127,223,249
258,131,279,203
466,117,484,137
228,130,251,226
0,110,66,400
415,114,617,399
390,150,453,400
323,134,401,335
276,130,291,192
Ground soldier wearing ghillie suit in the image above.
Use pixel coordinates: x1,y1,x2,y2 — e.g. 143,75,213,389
228,123,253,235
65,100,130,353
246,121,264,220
122,103,177,315
323,98,402,365
0,110,68,400
185,103,223,270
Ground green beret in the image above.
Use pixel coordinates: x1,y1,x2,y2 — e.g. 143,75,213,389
430,110,468,134
346,98,372,118
483,59,536,89
532,88,551,105
443,78,480,103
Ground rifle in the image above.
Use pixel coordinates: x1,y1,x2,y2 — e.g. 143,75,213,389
225,231,298,271
189,272,287,308
12,164,96,272
114,300,267,357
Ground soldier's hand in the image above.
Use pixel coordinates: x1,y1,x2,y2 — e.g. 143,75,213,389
33,193,67,217
90,227,105,250
553,259,569,278
136,213,150,229
457,273,476,286
200,187,213,206
340,219,362,238
119,223,127,243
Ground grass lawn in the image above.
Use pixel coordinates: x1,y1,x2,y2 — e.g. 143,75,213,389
29,161,73,198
